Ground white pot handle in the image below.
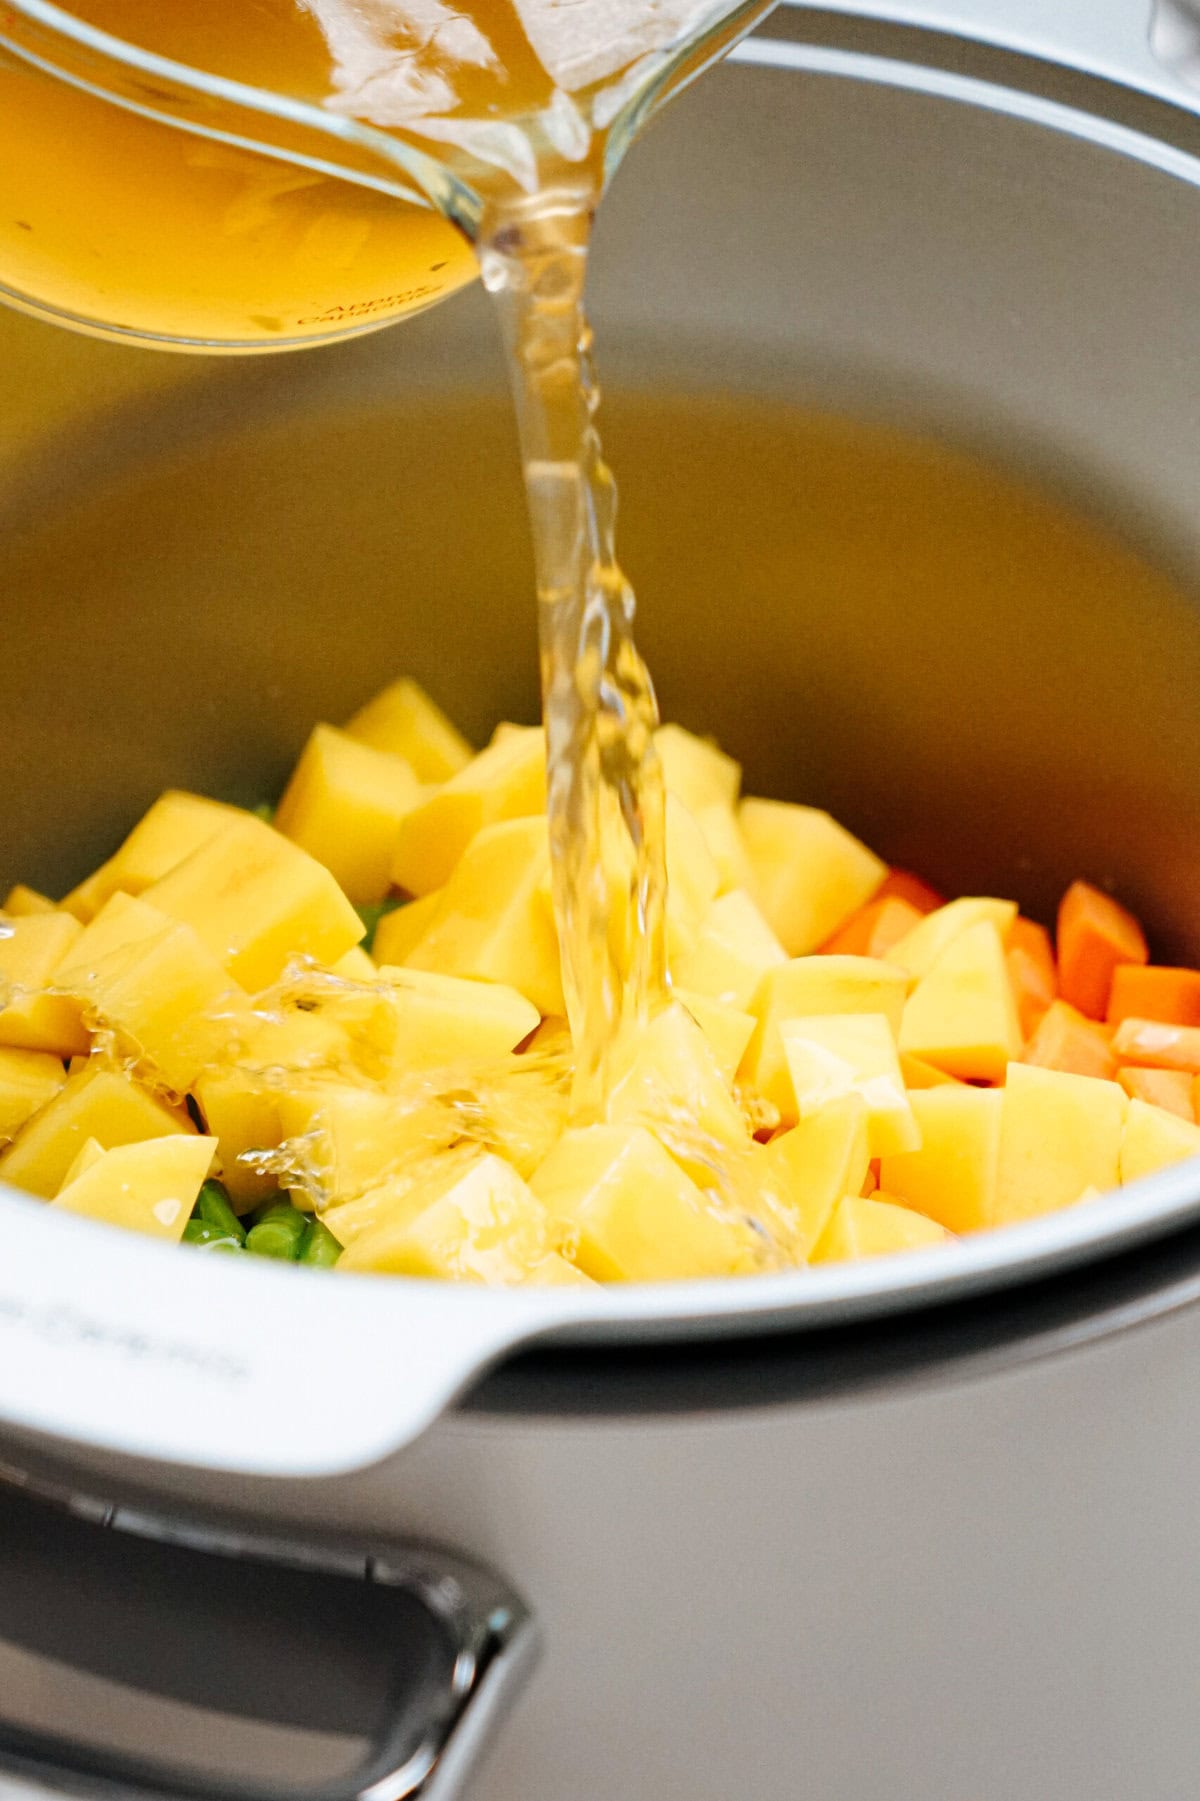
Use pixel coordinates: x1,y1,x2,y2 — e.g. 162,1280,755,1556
0,1481,537,1801
0,1188,580,1478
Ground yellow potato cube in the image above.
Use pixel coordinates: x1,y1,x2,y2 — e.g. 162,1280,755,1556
520,1251,597,1287
655,723,741,814
0,1048,67,1143
62,791,242,923
0,912,88,1056
888,896,1018,979
274,1080,458,1204
693,802,756,897
741,955,910,1121
531,1123,763,1281
993,1064,1126,1226
665,796,721,958
193,1067,282,1210
273,724,424,904
330,945,377,982
344,677,473,782
144,814,363,992
52,1134,216,1241
607,1003,750,1183
781,1013,919,1157
760,1092,870,1254
671,888,786,1011
55,894,244,1094
340,1153,559,1282
0,1063,192,1198
673,989,756,1083
371,891,444,966
1119,1096,1200,1185
898,921,1023,1083
3,885,55,916
373,968,540,1069
738,798,886,955
390,727,546,896
60,1137,106,1187
880,1086,1003,1234
812,1194,953,1263
402,818,564,1016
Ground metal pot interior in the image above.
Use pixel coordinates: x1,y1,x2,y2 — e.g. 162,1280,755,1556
4,19,1200,1332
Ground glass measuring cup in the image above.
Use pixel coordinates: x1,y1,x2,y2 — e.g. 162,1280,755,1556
0,0,777,353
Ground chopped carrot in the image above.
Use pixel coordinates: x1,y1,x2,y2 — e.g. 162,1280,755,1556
877,869,944,915
1007,918,1057,1037
1117,1066,1195,1121
1056,880,1148,1019
1112,1017,1200,1074
1107,965,1200,1029
821,894,923,958
899,1052,964,1089
1023,999,1117,1080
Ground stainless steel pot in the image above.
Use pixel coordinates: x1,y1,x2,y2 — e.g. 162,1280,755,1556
3,3,1200,1796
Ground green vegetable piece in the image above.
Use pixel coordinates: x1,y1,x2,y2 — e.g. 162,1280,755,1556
354,896,403,954
246,1200,308,1262
299,1218,343,1268
196,1180,245,1245
182,1218,243,1254
251,801,275,823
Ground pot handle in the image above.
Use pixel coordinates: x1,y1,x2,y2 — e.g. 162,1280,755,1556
0,1482,536,1801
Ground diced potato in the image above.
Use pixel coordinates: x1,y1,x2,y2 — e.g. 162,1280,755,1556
741,955,910,1121
899,1053,963,1089
607,1003,750,1183
673,989,755,1083
888,897,1018,979
0,1063,192,1199
193,1063,289,1210
880,1086,1002,1234
331,945,377,982
55,894,244,1094
144,814,363,992
0,912,88,1056
654,723,741,814
62,791,242,923
322,1148,479,1247
390,727,546,895
664,795,722,958
371,891,444,966
402,817,563,1016
993,1064,1126,1226
3,885,55,917
781,1012,919,1157
373,968,540,1069
671,888,786,1012
738,798,885,955
1119,1096,1200,1184
898,921,1023,1083
340,1153,561,1282
693,802,755,897
52,1134,217,1241
274,724,424,904
1116,1066,1194,1121
0,1047,67,1143
760,1093,870,1254
811,1194,953,1263
60,1136,106,1187
274,1079,459,1204
343,677,473,783
531,1122,763,1281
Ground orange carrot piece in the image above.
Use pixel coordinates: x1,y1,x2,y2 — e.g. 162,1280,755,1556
900,1052,965,1090
821,895,923,958
1007,918,1057,1037
1112,1017,1200,1074
1056,880,1148,1019
1023,999,1117,1080
1117,1066,1195,1121
1107,965,1200,1029
877,869,944,915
